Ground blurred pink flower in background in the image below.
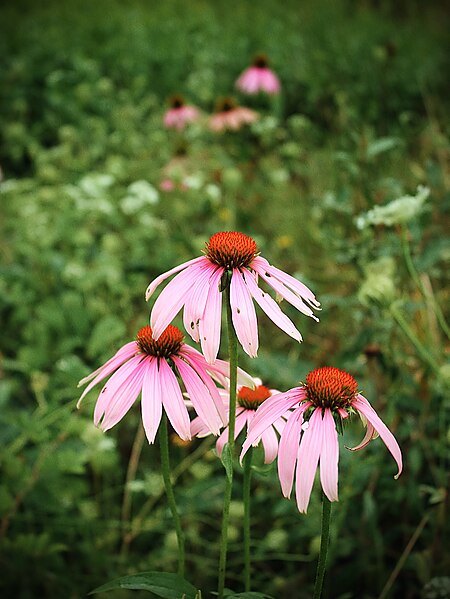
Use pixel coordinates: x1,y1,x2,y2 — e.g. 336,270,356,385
146,231,320,363
163,95,200,130
209,98,259,132
191,378,287,463
160,178,176,192
77,324,238,443
236,54,281,95
242,366,402,513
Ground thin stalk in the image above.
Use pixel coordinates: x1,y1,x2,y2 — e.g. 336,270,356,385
121,422,145,554
217,283,239,598
159,413,185,577
390,304,441,375
243,446,253,591
313,494,332,599
401,226,450,340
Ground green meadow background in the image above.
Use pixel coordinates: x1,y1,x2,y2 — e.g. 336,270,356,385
0,1,449,597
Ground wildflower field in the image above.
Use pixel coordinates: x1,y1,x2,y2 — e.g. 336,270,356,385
1,1,449,598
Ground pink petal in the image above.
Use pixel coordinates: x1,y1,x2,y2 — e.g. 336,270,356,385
150,262,208,339
183,264,219,343
158,359,191,441
198,268,223,363
352,394,402,479
100,357,147,431
93,354,143,425
190,415,212,438
230,269,259,358
319,408,339,503
216,409,248,457
140,358,163,443
254,267,317,319
296,408,324,514
261,426,279,464
174,357,223,436
252,256,320,307
243,269,303,342
145,256,206,301
179,348,227,425
346,420,376,451
77,342,138,407
278,408,305,498
241,389,303,460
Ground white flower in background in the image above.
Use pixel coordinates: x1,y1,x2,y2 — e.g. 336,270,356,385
120,180,159,214
358,257,397,306
356,186,430,229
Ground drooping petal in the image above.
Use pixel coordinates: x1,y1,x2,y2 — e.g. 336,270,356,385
158,359,191,441
230,269,259,358
145,256,206,301
352,394,402,479
243,269,302,342
216,409,248,457
183,263,219,343
100,357,147,431
198,268,223,363
278,409,305,498
190,415,214,438
253,266,318,319
179,347,227,425
241,389,303,460
140,357,163,443
319,408,339,503
93,354,143,425
346,420,377,451
173,357,223,436
77,342,138,407
260,425,279,464
295,408,324,513
150,262,209,339
251,256,320,308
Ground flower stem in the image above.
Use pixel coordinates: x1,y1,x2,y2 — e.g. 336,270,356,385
217,283,238,599
313,494,332,599
159,413,185,577
243,446,253,591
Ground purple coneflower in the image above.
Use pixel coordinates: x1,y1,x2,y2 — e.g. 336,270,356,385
236,54,281,96
242,366,402,513
191,378,287,464
146,231,320,363
77,324,250,443
209,98,259,132
163,95,200,130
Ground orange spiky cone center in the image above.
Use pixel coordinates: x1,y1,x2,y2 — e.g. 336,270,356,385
305,367,358,409
136,325,184,358
237,384,271,410
205,231,258,269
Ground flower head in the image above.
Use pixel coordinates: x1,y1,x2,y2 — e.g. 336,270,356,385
242,366,402,513
236,54,281,96
209,98,259,132
146,231,320,363
163,95,200,130
77,324,252,444
191,378,287,463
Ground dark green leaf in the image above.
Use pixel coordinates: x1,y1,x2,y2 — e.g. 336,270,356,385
90,571,198,598
221,442,233,482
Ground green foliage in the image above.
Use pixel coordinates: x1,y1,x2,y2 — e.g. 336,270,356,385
90,571,199,598
1,0,449,598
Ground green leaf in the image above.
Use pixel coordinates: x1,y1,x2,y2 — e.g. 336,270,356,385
225,593,275,598
89,571,198,598
220,442,233,482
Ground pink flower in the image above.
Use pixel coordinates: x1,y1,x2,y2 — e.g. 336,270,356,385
163,96,200,130
191,378,287,463
160,178,176,192
77,324,242,444
236,54,281,96
242,367,403,513
209,98,259,132
146,231,320,363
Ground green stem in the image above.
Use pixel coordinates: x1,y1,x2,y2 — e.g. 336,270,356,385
159,413,185,577
313,494,332,599
243,446,253,592
217,283,239,599
390,303,441,375
401,226,450,340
